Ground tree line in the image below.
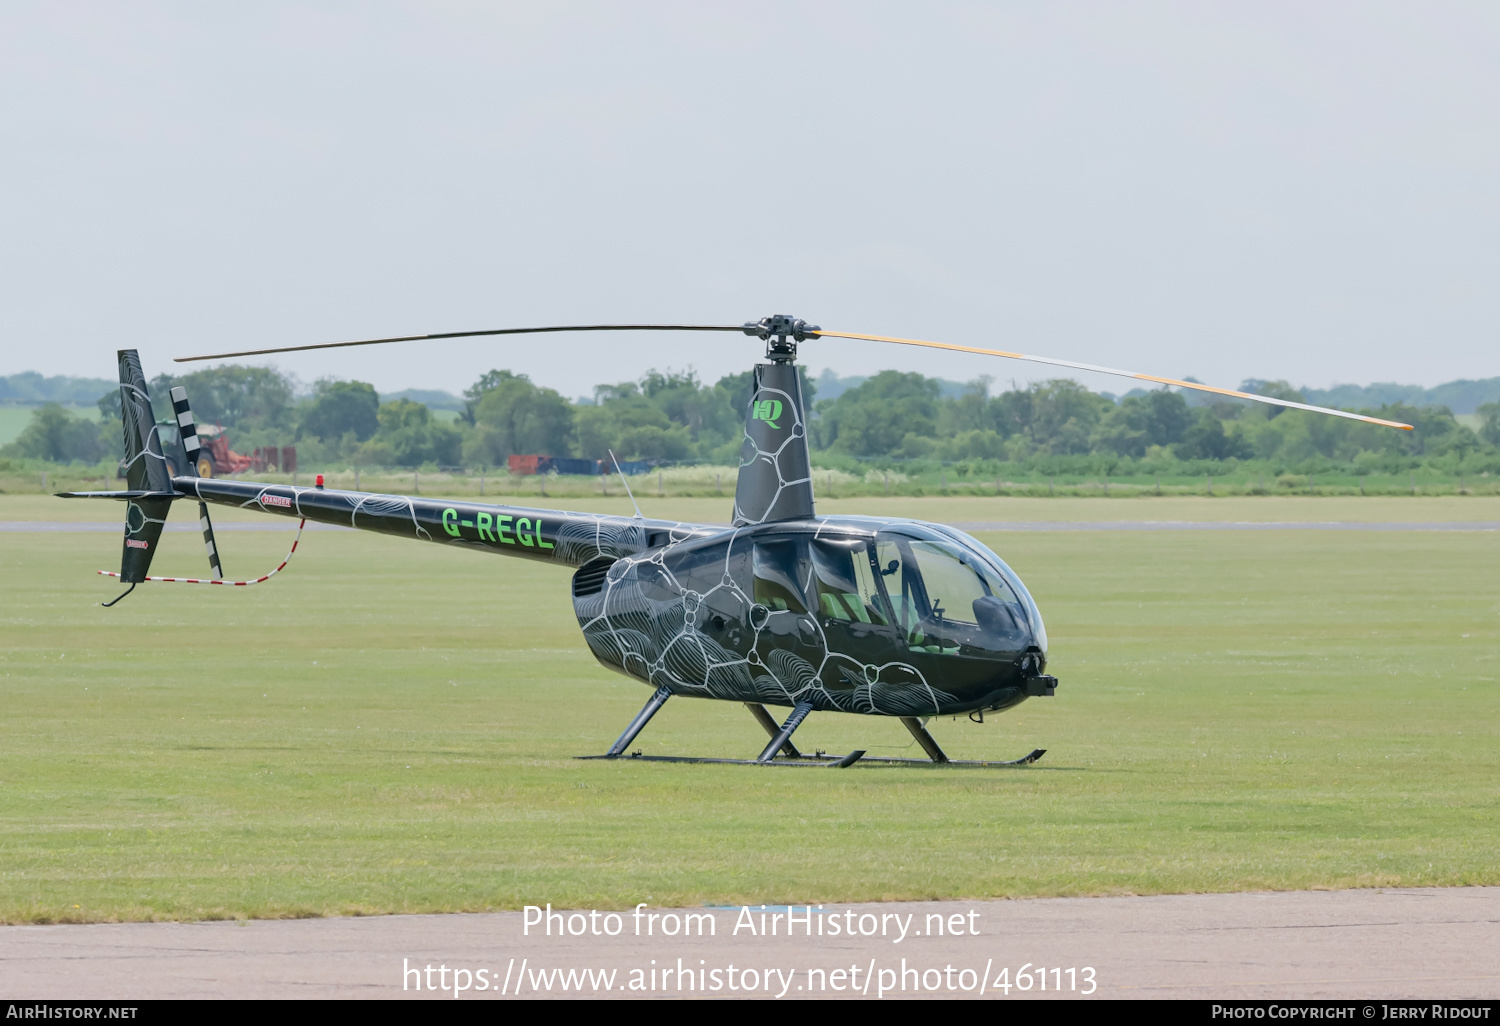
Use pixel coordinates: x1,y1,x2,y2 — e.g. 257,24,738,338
5,362,1500,474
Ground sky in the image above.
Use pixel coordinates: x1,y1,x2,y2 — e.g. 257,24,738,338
1,2,1496,400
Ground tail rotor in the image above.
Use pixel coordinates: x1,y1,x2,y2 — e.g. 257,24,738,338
171,385,226,580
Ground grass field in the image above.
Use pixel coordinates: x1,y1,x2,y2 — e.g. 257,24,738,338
8,491,1500,524
4,461,1500,499
0,495,1496,922
0,407,97,448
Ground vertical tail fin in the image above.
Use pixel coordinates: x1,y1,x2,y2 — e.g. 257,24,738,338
117,350,173,582
119,350,172,493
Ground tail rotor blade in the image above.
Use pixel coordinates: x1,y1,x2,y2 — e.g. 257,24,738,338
812,329,1415,431
170,386,204,474
198,502,223,580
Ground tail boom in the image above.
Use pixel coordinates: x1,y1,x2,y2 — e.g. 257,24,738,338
179,476,717,569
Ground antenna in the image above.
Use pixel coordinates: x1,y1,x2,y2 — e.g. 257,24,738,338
608,450,643,519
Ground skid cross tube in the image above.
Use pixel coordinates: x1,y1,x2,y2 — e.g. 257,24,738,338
605,685,673,757
899,717,949,763
745,702,802,758
756,702,814,763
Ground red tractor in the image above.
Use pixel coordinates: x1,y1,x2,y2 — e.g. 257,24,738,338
136,420,286,479
191,424,256,478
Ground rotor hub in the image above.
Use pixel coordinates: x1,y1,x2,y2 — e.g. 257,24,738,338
741,314,820,362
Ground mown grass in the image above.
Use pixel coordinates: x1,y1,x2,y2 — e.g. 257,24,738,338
8,491,1500,525
0,496,1495,922
4,461,1500,500
0,407,97,448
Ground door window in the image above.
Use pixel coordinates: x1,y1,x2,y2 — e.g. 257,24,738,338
909,541,992,624
875,537,923,641
752,539,810,613
810,538,888,626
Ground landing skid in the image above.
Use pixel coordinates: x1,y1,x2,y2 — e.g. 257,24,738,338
575,692,1045,768
576,749,1047,768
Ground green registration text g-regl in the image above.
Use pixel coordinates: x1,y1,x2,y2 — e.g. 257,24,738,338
443,507,553,549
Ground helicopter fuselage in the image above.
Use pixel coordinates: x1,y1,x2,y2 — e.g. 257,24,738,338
174,477,1053,718
576,514,1051,717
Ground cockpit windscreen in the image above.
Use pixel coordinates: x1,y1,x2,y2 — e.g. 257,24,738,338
875,531,1033,651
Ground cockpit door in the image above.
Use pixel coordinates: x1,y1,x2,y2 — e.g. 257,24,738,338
875,536,935,650
809,537,901,691
750,538,822,671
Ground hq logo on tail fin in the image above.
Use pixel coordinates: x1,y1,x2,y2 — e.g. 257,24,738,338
751,398,782,429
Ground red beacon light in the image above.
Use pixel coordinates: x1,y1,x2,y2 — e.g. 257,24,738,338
315,474,325,489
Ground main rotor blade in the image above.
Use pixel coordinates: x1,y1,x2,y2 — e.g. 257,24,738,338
812,330,1415,431
174,324,744,363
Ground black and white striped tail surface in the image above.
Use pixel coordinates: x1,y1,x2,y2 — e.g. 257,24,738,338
170,386,201,469
198,501,224,580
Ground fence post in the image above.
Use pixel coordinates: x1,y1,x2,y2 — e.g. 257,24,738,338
480,469,484,496
658,470,663,496
883,472,888,494
1207,475,1212,496
415,470,419,494
1411,473,1416,495
354,468,360,491
1050,476,1055,496
716,472,721,494
541,474,547,497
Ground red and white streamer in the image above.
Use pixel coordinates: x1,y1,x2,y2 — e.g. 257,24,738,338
99,519,305,586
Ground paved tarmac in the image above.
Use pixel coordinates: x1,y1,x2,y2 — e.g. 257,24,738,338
2,888,1495,1000
5,520,1500,533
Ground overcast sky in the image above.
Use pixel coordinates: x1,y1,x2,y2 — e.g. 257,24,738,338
1,2,1496,399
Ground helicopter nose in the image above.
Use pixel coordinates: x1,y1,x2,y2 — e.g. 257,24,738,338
1017,646,1056,696
1019,647,1045,677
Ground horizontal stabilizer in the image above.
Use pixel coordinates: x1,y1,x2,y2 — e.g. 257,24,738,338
55,490,182,500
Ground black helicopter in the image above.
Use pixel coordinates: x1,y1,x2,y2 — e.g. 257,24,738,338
62,316,1412,768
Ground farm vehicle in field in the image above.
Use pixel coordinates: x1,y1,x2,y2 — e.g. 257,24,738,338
120,420,294,479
